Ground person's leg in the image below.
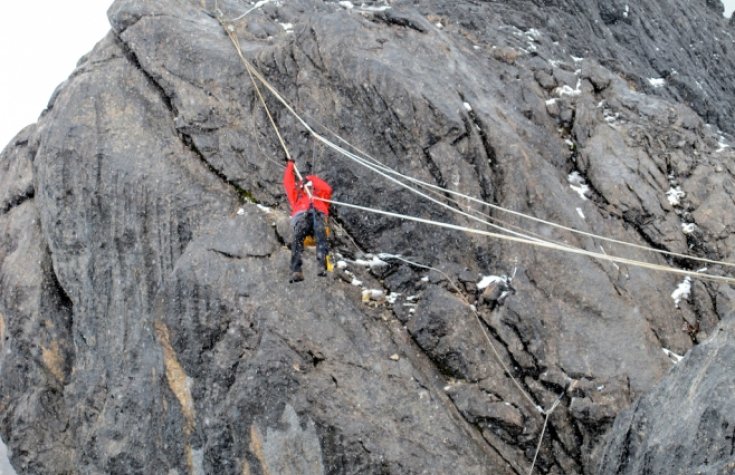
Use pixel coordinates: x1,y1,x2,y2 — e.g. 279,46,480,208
313,211,329,275
290,213,309,280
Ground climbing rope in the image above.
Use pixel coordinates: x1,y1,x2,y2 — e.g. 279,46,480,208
318,197,735,284
376,253,574,475
211,11,735,473
528,382,576,475
216,19,735,277
216,9,321,206
317,123,735,270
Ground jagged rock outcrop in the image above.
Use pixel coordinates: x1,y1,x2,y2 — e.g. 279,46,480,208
1,0,734,474
597,315,735,475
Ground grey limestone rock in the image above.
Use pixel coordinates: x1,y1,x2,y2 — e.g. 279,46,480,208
1,0,735,474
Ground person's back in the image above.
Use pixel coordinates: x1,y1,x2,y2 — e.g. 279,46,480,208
283,160,332,282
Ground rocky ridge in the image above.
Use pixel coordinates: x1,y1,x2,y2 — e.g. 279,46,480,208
1,0,735,474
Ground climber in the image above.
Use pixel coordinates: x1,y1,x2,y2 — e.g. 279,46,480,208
283,159,333,283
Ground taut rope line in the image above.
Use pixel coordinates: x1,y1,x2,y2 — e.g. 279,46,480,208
219,16,735,276
318,197,735,285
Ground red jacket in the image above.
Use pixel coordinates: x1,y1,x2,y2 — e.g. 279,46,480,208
283,161,332,216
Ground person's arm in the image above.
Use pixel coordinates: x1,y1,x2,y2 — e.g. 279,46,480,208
309,175,332,200
283,160,298,206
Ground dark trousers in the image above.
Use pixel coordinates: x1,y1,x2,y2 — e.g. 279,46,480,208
290,208,328,273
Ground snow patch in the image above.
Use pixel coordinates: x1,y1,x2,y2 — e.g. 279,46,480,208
362,289,384,301
671,276,691,308
576,207,585,220
623,4,629,18
435,22,443,28
662,347,683,363
420,276,429,282
353,255,389,271
571,55,584,63
545,98,558,106
463,102,473,112
666,186,685,206
681,222,697,234
256,204,271,213
477,274,508,290
336,260,348,270
351,277,363,287
568,172,590,200
279,22,294,33
356,4,391,12
647,77,666,88
525,28,542,40
603,108,622,127
338,1,354,8
554,83,582,97
716,134,730,153
237,208,245,216
386,292,400,304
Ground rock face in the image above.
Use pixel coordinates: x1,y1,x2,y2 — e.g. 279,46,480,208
597,316,735,475
1,0,734,474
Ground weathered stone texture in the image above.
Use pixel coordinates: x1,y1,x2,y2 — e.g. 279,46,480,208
1,0,734,474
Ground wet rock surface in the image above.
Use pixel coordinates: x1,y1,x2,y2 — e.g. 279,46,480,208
1,0,734,474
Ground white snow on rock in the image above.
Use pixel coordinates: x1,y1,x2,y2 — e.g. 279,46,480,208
256,204,271,213
353,255,389,271
338,1,354,8
568,172,590,200
671,276,691,308
716,134,730,153
463,102,473,112
477,274,508,290
647,77,666,88
351,277,363,287
571,55,584,62
554,81,582,97
576,207,585,220
681,222,697,234
279,22,294,32
662,347,683,363
666,186,686,206
355,4,391,12
336,260,348,270
545,98,558,106
237,208,245,215
623,4,630,18
362,289,384,301
525,28,542,40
